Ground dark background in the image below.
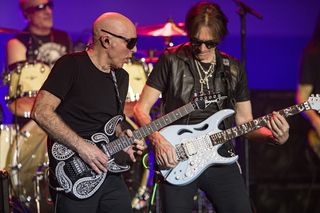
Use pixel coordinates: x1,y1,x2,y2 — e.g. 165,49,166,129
1,1,320,212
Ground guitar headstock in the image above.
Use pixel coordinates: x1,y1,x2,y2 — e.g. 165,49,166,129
308,94,320,113
192,92,227,110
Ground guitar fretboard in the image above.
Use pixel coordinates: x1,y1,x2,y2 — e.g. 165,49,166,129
210,101,311,145
106,102,196,155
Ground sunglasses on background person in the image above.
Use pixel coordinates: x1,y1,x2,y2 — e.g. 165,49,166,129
101,29,137,50
190,37,218,49
24,1,54,13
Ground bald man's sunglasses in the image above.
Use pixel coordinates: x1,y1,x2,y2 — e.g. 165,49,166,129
190,38,218,49
25,1,54,13
101,29,137,50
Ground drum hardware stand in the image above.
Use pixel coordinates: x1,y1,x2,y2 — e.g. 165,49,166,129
148,168,161,213
140,153,162,213
0,170,10,213
131,162,151,210
33,165,49,213
10,64,28,207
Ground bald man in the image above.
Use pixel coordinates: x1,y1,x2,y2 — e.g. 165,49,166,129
31,12,144,212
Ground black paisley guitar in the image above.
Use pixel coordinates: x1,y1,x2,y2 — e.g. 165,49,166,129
51,94,225,199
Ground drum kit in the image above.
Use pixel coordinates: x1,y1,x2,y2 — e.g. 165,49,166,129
0,27,53,213
0,19,186,213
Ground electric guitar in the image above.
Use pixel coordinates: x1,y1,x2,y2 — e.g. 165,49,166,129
159,95,320,186
51,93,224,199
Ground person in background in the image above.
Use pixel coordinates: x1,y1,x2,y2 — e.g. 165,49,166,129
31,12,145,213
6,0,72,121
4,1,72,211
133,1,290,213
296,14,320,158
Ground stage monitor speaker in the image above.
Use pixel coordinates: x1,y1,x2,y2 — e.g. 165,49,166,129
247,90,320,213
248,90,320,183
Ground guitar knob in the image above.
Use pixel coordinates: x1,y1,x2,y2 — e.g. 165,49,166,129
175,175,181,180
189,161,195,166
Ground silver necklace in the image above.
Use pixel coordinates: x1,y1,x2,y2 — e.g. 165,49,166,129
195,59,216,94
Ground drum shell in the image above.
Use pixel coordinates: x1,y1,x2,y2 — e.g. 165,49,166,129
5,61,50,100
123,61,149,102
0,125,18,170
3,61,50,117
5,120,48,205
123,60,150,117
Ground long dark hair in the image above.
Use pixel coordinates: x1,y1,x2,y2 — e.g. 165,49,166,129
185,1,228,42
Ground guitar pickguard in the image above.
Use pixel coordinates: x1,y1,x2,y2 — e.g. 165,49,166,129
73,173,107,199
160,109,238,185
52,142,75,161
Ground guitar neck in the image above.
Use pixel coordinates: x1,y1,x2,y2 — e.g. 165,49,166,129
106,102,196,155
211,101,312,145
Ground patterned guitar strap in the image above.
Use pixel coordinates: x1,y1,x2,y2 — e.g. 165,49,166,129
111,69,124,116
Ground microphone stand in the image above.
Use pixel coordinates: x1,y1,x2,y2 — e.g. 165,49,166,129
233,0,263,194
12,32,35,207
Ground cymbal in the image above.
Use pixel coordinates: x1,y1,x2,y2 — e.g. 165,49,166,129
0,27,29,34
141,57,159,63
137,18,186,37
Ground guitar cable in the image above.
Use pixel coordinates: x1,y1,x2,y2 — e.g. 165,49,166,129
141,153,161,208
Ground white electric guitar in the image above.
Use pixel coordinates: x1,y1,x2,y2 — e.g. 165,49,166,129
159,95,320,185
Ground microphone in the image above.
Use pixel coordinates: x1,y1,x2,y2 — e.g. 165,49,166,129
99,37,108,49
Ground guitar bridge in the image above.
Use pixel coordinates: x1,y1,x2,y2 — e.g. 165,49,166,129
175,144,188,161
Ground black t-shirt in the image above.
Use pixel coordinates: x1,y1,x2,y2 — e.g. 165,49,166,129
41,51,129,139
15,28,72,66
299,42,320,95
11,28,72,127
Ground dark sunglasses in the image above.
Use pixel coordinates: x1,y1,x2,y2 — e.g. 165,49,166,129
25,1,54,13
100,29,137,50
190,38,218,49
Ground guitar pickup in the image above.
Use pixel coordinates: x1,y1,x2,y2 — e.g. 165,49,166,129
71,157,88,177
182,141,197,156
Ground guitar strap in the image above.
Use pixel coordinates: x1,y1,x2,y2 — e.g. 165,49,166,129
111,70,124,116
218,55,237,155
220,55,236,109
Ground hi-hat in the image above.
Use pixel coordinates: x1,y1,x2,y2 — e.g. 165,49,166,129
0,27,29,34
137,18,186,37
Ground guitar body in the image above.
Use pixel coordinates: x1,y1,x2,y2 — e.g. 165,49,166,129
52,115,130,199
159,109,239,186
